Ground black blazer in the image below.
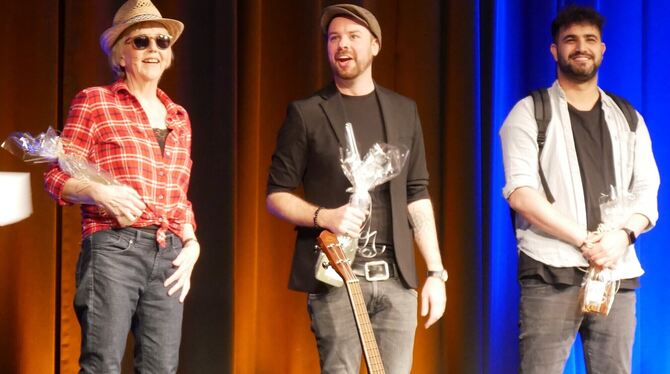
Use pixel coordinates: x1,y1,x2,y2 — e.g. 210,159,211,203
267,83,430,293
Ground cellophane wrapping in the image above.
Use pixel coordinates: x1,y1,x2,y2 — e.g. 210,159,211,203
1,127,119,185
581,186,636,315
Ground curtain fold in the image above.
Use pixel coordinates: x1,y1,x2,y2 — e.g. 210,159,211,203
0,1,60,372
231,0,480,372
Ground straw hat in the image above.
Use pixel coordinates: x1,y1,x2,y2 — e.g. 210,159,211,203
100,0,184,55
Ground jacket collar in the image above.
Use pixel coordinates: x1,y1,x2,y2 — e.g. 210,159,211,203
318,81,398,149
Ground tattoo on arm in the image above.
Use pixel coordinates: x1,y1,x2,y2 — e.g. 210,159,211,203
408,201,442,267
409,208,430,235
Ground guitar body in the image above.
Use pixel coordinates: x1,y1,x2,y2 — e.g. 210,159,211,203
317,230,386,374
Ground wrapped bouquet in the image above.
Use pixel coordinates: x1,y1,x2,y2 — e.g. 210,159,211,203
581,186,636,315
315,123,408,287
2,127,119,185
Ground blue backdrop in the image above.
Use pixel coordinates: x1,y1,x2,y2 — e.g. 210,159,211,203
485,1,670,373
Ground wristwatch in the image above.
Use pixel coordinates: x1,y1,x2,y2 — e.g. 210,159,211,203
622,228,636,245
427,269,448,282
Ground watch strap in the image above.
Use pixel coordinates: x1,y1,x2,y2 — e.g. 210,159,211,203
622,228,636,245
427,269,448,282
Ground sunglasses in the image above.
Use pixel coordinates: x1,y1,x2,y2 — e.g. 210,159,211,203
125,34,172,50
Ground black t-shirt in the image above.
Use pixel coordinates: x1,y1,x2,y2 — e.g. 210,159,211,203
569,98,616,231
340,91,394,250
519,252,639,289
153,128,170,155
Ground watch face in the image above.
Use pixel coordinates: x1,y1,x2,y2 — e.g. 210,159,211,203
439,270,448,282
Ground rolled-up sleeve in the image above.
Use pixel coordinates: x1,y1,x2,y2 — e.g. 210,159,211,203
267,103,308,195
184,201,197,231
43,90,97,205
44,165,72,206
500,98,541,199
629,113,660,229
406,102,430,203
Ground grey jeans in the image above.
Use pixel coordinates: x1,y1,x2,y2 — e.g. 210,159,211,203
308,276,418,374
75,228,184,374
519,277,636,374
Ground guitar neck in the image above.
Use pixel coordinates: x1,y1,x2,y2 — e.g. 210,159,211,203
345,279,386,374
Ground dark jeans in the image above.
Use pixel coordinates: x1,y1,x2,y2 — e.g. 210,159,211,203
519,277,636,374
308,277,418,374
75,228,184,374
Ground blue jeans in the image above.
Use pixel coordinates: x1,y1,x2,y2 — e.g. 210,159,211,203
519,277,636,374
308,277,418,374
74,228,184,374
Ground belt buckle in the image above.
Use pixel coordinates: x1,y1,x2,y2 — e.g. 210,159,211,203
364,260,390,281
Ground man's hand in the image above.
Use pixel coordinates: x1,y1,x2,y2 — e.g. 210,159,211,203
165,239,200,303
420,277,447,329
91,184,146,226
317,203,367,238
582,229,629,268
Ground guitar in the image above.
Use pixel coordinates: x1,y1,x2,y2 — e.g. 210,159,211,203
317,230,386,374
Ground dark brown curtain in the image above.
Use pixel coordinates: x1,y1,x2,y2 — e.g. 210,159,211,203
233,1,481,372
0,1,59,372
0,1,481,373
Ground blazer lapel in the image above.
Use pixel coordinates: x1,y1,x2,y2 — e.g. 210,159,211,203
319,84,347,148
319,83,400,148
375,85,402,228
375,85,399,145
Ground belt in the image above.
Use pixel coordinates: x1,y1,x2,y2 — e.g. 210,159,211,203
351,260,397,281
134,225,160,235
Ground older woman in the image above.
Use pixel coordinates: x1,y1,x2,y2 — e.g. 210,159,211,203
44,1,198,372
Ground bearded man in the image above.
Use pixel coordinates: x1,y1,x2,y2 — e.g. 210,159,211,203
266,4,447,373
500,5,659,374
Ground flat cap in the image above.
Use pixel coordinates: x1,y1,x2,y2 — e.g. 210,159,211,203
321,4,382,48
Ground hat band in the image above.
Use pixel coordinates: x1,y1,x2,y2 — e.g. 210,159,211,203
117,13,162,26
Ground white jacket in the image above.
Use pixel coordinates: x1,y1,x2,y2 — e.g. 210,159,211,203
500,81,660,280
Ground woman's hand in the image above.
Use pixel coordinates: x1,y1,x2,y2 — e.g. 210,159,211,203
164,239,201,303
91,184,146,226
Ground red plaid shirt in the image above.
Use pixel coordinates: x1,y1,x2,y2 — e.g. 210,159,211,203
44,80,196,246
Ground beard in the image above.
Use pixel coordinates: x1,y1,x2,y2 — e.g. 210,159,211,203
557,52,601,83
330,51,373,80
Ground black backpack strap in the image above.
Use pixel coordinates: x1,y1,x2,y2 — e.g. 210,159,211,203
530,89,555,203
606,91,638,132
605,91,638,190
